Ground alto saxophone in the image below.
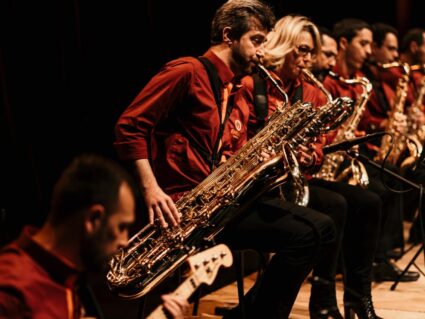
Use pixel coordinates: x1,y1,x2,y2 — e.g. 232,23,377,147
314,71,372,187
374,62,412,165
106,65,354,299
276,68,355,205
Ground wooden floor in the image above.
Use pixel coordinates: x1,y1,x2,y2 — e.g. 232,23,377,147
189,224,425,319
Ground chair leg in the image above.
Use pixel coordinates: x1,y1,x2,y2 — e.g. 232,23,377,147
137,296,147,319
235,251,246,319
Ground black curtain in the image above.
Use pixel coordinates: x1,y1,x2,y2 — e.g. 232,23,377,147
0,0,420,243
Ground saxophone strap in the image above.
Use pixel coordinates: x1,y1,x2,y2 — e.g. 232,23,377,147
253,73,268,131
362,66,390,113
196,56,235,171
291,83,304,105
253,74,303,132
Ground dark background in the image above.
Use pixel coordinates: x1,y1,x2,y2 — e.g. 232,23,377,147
0,0,423,249
1,0,423,318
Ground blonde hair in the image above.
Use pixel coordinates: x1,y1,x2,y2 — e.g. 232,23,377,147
264,15,321,68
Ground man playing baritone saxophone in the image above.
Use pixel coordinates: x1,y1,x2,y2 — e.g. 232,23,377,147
236,15,381,319
358,23,421,282
114,1,335,318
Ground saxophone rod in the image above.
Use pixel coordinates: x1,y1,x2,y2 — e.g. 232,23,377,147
255,63,289,105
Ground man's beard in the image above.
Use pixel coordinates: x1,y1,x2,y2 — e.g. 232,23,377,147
232,46,255,75
81,227,110,272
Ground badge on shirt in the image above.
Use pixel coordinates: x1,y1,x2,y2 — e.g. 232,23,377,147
231,120,243,140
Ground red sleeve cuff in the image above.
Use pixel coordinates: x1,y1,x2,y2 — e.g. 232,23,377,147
113,141,150,161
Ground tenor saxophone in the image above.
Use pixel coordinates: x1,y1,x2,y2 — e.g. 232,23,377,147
278,68,355,205
401,65,425,168
106,65,354,299
314,71,372,187
374,62,412,165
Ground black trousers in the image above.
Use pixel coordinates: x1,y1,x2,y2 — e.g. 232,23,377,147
404,166,425,241
309,179,381,303
359,147,405,259
219,195,335,319
367,166,404,260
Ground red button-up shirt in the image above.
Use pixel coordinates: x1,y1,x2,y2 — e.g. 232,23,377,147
359,66,415,133
0,227,88,319
115,50,244,198
323,66,367,144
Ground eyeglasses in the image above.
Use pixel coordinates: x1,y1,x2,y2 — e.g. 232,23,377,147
295,45,315,57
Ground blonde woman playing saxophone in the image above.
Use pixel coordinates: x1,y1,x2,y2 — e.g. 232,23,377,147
239,16,382,319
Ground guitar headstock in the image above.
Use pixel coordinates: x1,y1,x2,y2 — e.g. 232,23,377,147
187,244,233,286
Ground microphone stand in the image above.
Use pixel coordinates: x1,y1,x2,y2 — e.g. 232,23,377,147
345,149,425,291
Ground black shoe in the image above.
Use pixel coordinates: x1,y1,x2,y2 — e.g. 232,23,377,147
385,248,402,260
344,296,382,319
310,306,343,319
372,260,419,282
408,227,423,245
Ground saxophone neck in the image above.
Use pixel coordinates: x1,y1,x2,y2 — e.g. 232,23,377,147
378,61,411,77
255,63,289,106
301,68,333,104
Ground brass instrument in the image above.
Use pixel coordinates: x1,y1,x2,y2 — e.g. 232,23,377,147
314,71,372,187
275,68,354,206
374,62,412,165
402,66,425,168
106,65,354,299
257,63,310,206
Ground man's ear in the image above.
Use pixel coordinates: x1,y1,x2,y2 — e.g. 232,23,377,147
84,204,105,235
223,26,233,45
410,41,418,54
339,37,348,51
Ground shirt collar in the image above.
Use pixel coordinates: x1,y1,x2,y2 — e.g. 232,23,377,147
203,49,235,86
16,226,81,288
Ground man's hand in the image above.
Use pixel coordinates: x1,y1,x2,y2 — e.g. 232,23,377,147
161,294,189,319
135,159,181,228
142,183,181,228
297,145,316,168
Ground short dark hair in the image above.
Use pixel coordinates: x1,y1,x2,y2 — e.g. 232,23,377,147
210,0,275,45
372,23,398,47
318,26,335,44
49,154,134,225
333,18,372,43
401,28,425,53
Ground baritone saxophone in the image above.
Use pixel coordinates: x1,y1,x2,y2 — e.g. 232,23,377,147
106,64,354,300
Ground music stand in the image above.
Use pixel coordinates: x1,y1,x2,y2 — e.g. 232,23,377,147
345,149,425,291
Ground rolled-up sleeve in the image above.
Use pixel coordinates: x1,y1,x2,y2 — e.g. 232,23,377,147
114,60,192,160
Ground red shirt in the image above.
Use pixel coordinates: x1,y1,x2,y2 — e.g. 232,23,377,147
359,66,415,133
323,66,367,143
0,227,89,319
114,50,244,198
410,69,425,107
